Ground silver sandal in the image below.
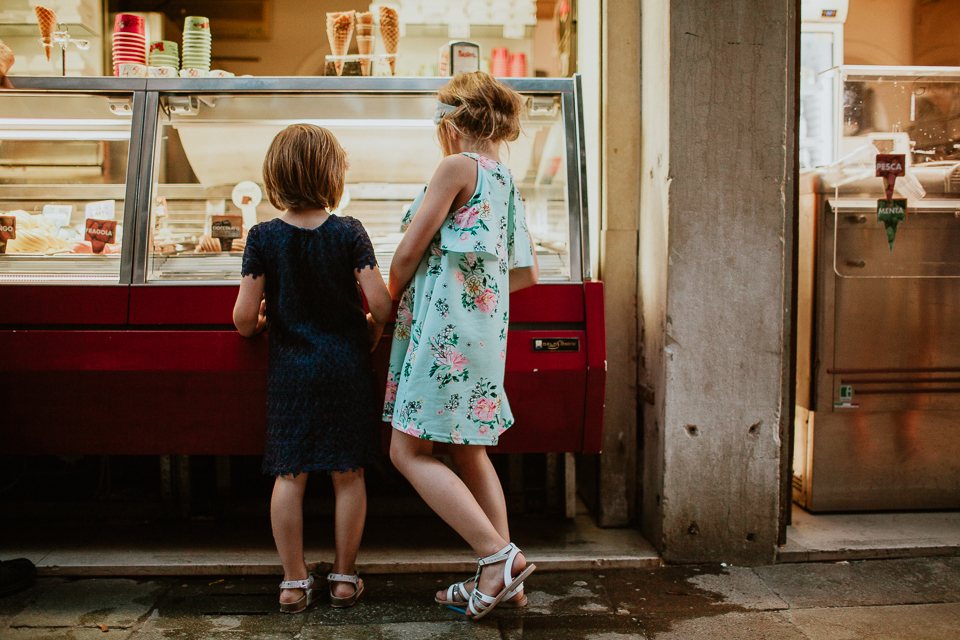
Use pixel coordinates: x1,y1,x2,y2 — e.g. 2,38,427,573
279,573,318,614
328,572,364,608
465,543,536,620
435,575,527,609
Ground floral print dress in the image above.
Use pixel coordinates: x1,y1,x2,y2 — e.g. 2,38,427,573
383,153,536,445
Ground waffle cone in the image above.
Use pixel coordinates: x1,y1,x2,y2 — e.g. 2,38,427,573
326,11,355,75
379,6,398,74
0,43,14,77
35,6,58,61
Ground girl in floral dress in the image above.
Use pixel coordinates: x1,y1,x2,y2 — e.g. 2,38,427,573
382,72,539,619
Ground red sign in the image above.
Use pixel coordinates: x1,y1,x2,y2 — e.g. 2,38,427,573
876,153,906,202
0,215,15,254
85,218,117,254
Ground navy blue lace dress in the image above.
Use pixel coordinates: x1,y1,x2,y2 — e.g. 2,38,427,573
241,215,382,477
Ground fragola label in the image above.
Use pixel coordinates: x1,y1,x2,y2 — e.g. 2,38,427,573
85,219,117,254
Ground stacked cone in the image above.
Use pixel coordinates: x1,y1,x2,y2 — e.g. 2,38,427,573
356,11,374,76
35,6,58,61
0,43,14,77
378,6,398,75
325,10,354,76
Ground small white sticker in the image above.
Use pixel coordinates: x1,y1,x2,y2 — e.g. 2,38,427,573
43,204,73,229
85,200,116,220
503,22,525,39
448,21,470,39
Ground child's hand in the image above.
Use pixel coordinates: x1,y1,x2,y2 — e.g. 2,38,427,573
366,312,384,352
253,298,267,334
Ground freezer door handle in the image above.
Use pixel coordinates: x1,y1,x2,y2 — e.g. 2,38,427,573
845,259,866,268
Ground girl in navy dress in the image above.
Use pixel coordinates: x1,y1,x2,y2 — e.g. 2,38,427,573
234,124,391,613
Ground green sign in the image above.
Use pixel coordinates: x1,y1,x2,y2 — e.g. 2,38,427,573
876,199,906,252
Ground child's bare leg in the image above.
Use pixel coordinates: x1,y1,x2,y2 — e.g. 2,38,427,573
331,468,367,598
390,431,525,608
272,472,310,603
449,445,509,538
446,444,524,603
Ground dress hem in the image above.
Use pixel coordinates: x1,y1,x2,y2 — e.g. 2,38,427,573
389,420,512,447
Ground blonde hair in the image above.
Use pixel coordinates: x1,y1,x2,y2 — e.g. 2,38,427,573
262,124,346,212
436,72,523,145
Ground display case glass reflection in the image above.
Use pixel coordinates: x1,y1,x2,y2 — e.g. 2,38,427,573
147,92,571,282
0,93,133,283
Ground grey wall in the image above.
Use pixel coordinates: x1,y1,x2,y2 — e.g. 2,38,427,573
639,0,795,564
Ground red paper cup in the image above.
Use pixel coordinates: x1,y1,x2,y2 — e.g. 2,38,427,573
114,13,145,35
509,52,527,77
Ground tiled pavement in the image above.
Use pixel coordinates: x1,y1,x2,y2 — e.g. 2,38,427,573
2,557,960,639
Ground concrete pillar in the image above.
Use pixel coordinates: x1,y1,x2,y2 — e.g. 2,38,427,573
597,0,641,527
639,0,796,564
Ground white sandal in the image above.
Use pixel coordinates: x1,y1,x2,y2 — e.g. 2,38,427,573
328,572,364,608
279,574,318,614
435,575,527,609
465,543,536,620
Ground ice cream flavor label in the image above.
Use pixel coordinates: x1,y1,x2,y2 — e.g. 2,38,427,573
877,198,907,252
85,200,116,220
43,204,73,229
876,154,906,202
85,219,117,254
212,215,242,251
0,216,15,254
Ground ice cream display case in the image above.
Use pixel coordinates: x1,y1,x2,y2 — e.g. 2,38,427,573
0,76,605,456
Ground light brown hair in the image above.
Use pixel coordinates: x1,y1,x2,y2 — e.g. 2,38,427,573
262,124,346,212
436,71,523,146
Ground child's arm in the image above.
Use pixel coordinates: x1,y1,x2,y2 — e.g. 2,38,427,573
357,265,391,324
509,231,540,292
388,155,476,299
234,274,267,337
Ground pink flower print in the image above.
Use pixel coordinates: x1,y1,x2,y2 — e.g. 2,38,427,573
438,409,444,415
455,271,465,285
437,348,469,374
473,397,498,423
477,156,497,170
385,375,398,404
450,429,464,444
403,424,424,437
397,304,413,327
479,342,484,348
460,233,469,241
478,423,490,437
475,288,497,313
500,350,506,360
454,206,480,229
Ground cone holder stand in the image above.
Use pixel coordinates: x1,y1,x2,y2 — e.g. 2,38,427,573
325,53,397,76
40,23,90,76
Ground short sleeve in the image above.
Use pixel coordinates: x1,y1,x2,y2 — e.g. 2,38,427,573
345,216,378,271
241,223,265,278
507,186,535,269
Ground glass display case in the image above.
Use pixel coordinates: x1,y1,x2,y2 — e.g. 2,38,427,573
0,88,141,283
140,82,578,285
793,66,960,511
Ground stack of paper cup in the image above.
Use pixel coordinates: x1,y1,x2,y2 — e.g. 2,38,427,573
490,47,509,77
181,16,211,72
112,14,146,76
149,40,179,70
509,52,527,77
